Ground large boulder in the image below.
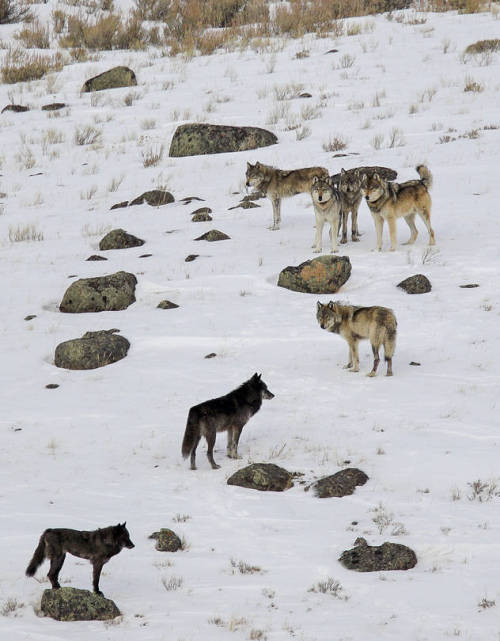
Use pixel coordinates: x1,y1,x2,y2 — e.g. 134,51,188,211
40,587,120,621
149,528,182,552
99,229,145,251
227,463,294,492
59,271,137,313
81,66,136,93
311,468,368,498
339,537,417,572
278,255,351,294
397,274,431,294
194,230,230,242
54,329,130,370
169,123,277,157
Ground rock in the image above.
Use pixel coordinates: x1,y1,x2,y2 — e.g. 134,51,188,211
330,165,397,185
409,361,421,366
86,255,108,261
45,384,59,389
59,271,137,313
192,212,212,222
139,253,152,258
24,315,36,321
311,468,368,498
40,587,120,621
204,352,217,359
339,538,417,572
81,66,137,93
397,274,431,294
460,283,479,288
277,255,351,294
54,329,130,370
129,190,174,207
241,192,266,201
194,229,230,242
149,528,182,552
169,123,277,157
157,300,179,309
191,207,212,216
1,104,29,113
41,102,66,111
299,92,312,98
110,201,129,210
185,254,199,262
227,463,294,492
180,196,205,204
228,201,260,210
99,229,145,251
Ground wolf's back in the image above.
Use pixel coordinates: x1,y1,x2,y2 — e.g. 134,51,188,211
181,407,200,458
26,531,47,576
416,165,432,190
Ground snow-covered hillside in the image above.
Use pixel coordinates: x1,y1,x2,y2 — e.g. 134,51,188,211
1,4,500,640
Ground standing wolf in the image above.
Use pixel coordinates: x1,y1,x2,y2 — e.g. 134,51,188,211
316,301,397,376
245,161,328,230
26,523,134,594
310,175,342,253
182,373,274,470
360,165,435,251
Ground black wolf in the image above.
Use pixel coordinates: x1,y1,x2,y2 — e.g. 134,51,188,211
182,373,274,470
26,523,134,594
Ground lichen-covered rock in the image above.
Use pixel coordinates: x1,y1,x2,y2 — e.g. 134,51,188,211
192,212,212,222
339,537,417,572
185,254,199,262
278,255,351,294
330,165,397,185
191,207,212,216
54,329,130,370
86,255,108,261
397,274,431,294
157,300,179,309
149,528,182,552
40,587,120,621
99,229,145,251
194,229,230,242
227,463,294,492
129,190,174,207
311,468,368,498
169,123,277,157
228,201,260,210
59,271,137,313
81,66,136,93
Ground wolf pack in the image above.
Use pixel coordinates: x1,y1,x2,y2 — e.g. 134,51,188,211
26,159,435,600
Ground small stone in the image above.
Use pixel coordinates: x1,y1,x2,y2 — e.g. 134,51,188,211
194,229,230,242
204,353,217,359
86,255,108,261
397,274,432,295
459,283,479,288
110,201,129,210
45,384,59,389
299,92,312,98
185,254,199,262
129,190,174,207
191,207,212,216
157,300,179,309
139,253,152,258
1,104,29,113
409,361,421,366
24,314,37,321
41,103,66,111
149,528,182,552
192,212,212,222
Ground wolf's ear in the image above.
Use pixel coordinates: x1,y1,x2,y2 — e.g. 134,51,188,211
255,161,261,168
373,173,380,182
360,173,367,186
326,176,333,186
312,175,319,184
340,168,346,176
247,161,252,169
122,522,126,527
353,168,359,177
317,301,322,310
257,373,262,380
327,301,335,310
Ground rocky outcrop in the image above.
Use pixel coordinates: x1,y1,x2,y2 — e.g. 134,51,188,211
339,537,417,572
311,468,368,498
81,66,136,93
169,123,277,157
194,230,230,242
149,529,182,552
54,329,130,370
98,229,145,251
278,256,351,294
40,587,120,621
397,274,431,294
59,271,137,313
227,463,294,492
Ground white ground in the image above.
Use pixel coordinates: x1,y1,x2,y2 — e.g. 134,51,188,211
1,4,500,640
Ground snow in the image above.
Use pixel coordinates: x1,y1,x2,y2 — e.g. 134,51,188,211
1,4,500,640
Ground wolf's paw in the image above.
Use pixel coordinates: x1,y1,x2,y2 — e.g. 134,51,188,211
352,236,360,242
268,225,280,231
340,238,347,244
313,248,321,254
343,364,353,370
366,371,376,377
330,248,338,254
211,464,221,470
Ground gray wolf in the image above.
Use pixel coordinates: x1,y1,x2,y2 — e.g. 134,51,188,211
182,373,274,470
360,165,435,251
331,166,398,244
316,301,397,376
245,161,328,230
26,523,134,594
310,175,342,253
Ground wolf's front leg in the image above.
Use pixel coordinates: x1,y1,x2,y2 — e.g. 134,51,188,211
92,560,104,595
313,214,324,253
270,197,281,230
330,214,339,253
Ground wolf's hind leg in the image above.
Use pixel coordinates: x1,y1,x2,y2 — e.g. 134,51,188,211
367,343,380,377
206,431,220,470
48,554,65,590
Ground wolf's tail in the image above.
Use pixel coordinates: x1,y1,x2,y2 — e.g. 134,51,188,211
26,532,46,577
181,409,199,459
416,165,432,190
